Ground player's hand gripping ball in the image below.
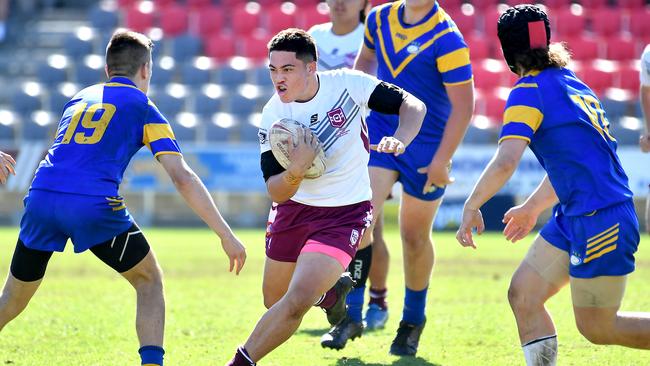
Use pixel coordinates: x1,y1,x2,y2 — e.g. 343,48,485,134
269,118,326,179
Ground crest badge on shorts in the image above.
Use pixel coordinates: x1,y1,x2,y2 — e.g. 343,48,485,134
327,107,346,128
350,229,360,247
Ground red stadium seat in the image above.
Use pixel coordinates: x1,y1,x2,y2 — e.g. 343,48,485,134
471,0,500,12
483,91,508,123
152,0,175,5
205,33,236,62
124,6,155,33
241,34,272,61
299,3,330,30
439,0,463,11
291,0,321,6
542,0,573,12
232,3,263,35
447,8,477,36
578,64,614,97
186,0,212,9
464,34,490,60
629,10,650,38
159,4,188,37
565,36,601,61
482,7,505,40
618,0,646,9
555,8,587,37
192,6,225,37
117,0,138,9
580,0,608,8
616,64,641,95
266,3,299,34
473,64,506,90
590,8,622,37
605,36,637,61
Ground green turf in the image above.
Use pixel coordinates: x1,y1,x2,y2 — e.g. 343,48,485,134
0,227,648,365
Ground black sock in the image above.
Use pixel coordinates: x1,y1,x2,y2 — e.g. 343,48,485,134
349,246,372,289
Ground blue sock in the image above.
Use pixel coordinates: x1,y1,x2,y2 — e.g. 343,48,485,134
346,285,365,323
139,345,164,366
402,287,427,325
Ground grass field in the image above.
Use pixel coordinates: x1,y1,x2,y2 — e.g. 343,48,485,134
0,227,648,366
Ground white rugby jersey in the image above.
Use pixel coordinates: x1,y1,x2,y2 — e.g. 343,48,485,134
641,44,650,87
309,23,364,70
259,69,381,207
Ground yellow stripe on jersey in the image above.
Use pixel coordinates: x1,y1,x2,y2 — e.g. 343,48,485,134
105,82,139,90
524,70,541,77
112,204,126,211
443,78,474,86
587,227,619,249
512,83,539,90
153,151,183,159
436,48,470,73
143,123,176,145
586,235,618,256
388,2,444,52
365,26,374,46
587,223,620,243
499,135,531,144
584,244,617,263
503,105,543,132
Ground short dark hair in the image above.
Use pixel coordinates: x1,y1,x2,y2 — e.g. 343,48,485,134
267,28,317,64
105,29,154,77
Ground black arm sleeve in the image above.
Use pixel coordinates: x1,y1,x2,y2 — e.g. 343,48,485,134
261,150,286,182
367,81,407,115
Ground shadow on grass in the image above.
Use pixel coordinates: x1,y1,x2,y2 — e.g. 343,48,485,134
295,327,330,336
336,357,442,366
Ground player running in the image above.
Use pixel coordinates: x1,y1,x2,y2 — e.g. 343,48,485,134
225,28,426,366
0,30,246,366
457,5,650,366
323,0,475,354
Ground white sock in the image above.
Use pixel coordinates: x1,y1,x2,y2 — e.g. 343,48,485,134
522,335,557,366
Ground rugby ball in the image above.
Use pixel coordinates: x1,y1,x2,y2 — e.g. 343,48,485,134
269,118,326,179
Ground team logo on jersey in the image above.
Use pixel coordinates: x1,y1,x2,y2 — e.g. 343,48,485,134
327,107,346,128
407,42,421,54
395,32,407,40
350,229,360,247
570,251,582,266
310,113,319,126
258,129,268,144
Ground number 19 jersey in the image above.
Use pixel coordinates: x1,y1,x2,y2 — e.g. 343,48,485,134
30,77,181,197
499,67,632,216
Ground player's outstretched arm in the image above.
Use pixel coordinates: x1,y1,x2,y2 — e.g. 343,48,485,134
456,139,528,249
502,175,558,243
0,150,16,184
265,127,320,203
353,44,377,76
157,154,246,274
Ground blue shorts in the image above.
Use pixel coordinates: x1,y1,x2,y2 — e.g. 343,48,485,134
19,189,134,253
369,142,445,201
540,200,639,279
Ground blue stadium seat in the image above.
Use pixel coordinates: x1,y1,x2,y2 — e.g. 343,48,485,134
21,111,56,141
154,90,186,117
181,60,212,86
250,64,272,87
215,65,248,87
601,97,627,124
74,61,104,86
228,93,258,116
205,120,232,141
0,110,17,141
151,63,175,86
192,90,223,117
237,120,261,142
170,34,203,63
36,60,68,86
88,5,119,31
169,120,198,142
464,125,497,144
64,34,94,59
609,124,640,146
12,86,43,115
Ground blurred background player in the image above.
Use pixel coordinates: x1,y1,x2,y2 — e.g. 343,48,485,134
457,5,649,366
0,150,15,184
0,30,247,366
640,44,650,235
309,0,391,330
322,0,475,355
226,28,425,366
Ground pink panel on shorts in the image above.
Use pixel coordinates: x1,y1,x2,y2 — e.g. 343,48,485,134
301,240,353,269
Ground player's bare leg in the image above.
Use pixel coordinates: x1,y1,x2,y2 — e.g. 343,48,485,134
262,258,295,308
387,192,440,356
121,250,165,347
572,276,650,349
508,236,569,365
322,167,396,349
366,212,390,330
0,274,42,331
230,252,344,364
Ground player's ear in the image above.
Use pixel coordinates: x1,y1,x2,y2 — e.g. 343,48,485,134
104,65,110,79
307,60,317,74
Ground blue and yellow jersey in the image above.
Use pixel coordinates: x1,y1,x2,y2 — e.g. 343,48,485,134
30,76,181,197
364,0,472,143
499,67,632,216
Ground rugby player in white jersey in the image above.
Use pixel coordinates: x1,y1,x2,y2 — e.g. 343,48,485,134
226,28,426,366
